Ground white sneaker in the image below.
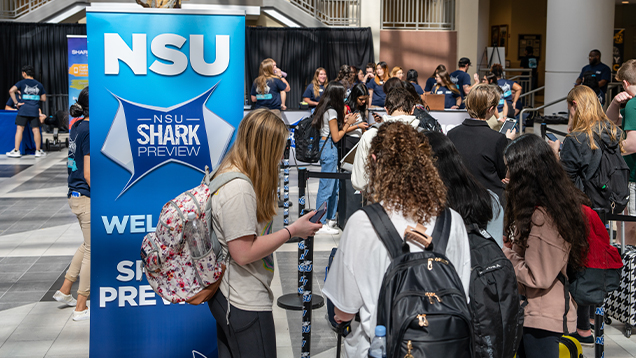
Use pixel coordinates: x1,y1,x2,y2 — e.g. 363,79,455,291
6,149,21,158
316,224,339,235
72,307,90,321
327,219,338,228
53,290,77,307
35,149,46,157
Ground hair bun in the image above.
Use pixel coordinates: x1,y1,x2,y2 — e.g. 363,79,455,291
69,102,84,118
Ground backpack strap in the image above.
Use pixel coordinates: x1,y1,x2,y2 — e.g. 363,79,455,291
431,208,452,255
361,203,405,259
209,172,252,194
556,272,570,335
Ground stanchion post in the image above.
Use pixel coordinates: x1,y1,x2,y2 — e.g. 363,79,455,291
297,167,307,284
283,158,290,229
301,235,315,357
594,305,604,358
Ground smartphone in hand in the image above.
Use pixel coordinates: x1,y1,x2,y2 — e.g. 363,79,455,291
310,202,328,223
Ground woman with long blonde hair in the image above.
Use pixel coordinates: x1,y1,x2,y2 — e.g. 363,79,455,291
302,67,328,107
390,66,404,80
431,67,462,109
547,85,624,346
208,109,322,357
250,58,290,115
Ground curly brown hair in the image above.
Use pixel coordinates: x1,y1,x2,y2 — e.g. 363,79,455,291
366,122,447,223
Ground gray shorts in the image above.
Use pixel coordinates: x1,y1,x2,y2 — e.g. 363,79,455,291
629,182,636,215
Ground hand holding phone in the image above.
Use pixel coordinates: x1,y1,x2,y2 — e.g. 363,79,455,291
310,202,328,223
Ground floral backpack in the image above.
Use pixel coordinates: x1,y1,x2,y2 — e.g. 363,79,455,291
140,168,251,305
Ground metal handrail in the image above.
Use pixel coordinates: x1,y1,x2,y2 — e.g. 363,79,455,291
290,0,361,26
519,96,567,134
0,0,53,19
519,86,545,98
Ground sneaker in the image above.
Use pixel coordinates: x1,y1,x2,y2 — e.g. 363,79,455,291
569,331,594,347
72,307,90,321
6,149,21,158
53,290,77,307
34,149,46,157
327,219,338,228
316,224,339,236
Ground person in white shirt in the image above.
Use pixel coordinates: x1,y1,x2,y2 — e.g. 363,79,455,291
351,87,420,191
323,122,471,358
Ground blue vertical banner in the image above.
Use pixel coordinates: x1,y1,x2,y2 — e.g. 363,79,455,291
67,35,88,125
86,8,245,357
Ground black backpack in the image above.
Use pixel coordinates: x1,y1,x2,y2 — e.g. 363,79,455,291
584,133,630,214
294,114,330,163
414,105,443,133
466,224,525,358
362,203,473,358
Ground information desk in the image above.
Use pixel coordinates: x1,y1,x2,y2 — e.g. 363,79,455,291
0,110,37,155
243,108,468,133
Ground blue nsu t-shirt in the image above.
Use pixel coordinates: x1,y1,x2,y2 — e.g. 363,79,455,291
433,85,460,109
251,77,287,110
497,79,516,112
68,120,90,198
302,83,325,104
14,79,45,117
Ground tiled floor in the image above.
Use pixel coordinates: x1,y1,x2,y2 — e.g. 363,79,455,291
0,150,635,358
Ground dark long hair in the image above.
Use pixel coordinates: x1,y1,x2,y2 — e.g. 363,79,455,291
312,81,346,130
424,131,494,228
504,134,589,271
70,86,89,118
346,83,369,113
406,69,419,84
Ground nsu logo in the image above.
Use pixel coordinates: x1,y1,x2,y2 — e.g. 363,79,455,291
104,33,229,76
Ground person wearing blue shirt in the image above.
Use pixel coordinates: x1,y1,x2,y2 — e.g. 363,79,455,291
492,64,523,117
450,58,477,97
432,69,461,109
250,58,290,116
424,64,446,93
576,49,612,94
303,67,328,107
367,61,389,107
406,69,425,103
7,65,46,158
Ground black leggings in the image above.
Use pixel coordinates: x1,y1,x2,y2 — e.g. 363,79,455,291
576,305,596,331
517,327,562,358
208,292,276,358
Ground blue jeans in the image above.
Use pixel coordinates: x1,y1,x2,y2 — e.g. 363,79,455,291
315,138,338,224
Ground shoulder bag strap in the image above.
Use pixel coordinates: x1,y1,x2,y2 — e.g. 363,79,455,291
209,172,252,194
556,272,571,335
431,208,452,255
361,203,404,259
585,133,603,182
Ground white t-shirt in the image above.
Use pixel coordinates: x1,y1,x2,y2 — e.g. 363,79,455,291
322,208,471,358
320,108,338,138
210,176,275,311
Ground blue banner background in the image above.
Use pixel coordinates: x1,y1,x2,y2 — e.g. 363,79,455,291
87,10,245,357
67,36,88,125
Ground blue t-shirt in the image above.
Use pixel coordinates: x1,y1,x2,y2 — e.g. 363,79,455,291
424,77,437,93
411,82,424,96
433,85,460,109
302,83,324,104
5,94,21,109
68,120,90,197
250,78,287,110
366,80,386,107
450,70,471,97
14,79,45,117
497,79,516,112
579,63,611,93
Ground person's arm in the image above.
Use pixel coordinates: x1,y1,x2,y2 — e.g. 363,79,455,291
334,307,356,324
280,77,290,92
84,155,90,187
280,91,287,111
303,97,318,107
329,113,357,142
351,131,372,191
228,210,321,266
9,86,20,108
251,95,257,103
502,101,509,119
40,94,46,102
511,82,522,109
451,93,461,109
598,67,611,89
607,92,632,125
4,106,14,110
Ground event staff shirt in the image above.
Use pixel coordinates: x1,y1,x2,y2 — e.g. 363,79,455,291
424,77,436,93
250,78,287,110
13,79,45,117
621,97,636,182
578,62,611,93
433,85,460,109
68,120,90,198
302,83,324,104
450,70,471,97
411,82,424,96
366,80,386,107
497,79,516,112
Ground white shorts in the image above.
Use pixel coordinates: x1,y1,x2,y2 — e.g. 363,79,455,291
628,182,636,215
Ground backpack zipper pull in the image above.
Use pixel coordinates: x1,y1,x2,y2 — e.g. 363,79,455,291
417,314,428,327
404,340,414,358
425,292,442,304
427,258,433,270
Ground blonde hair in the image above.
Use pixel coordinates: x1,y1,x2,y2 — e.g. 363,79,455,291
567,85,624,152
617,59,636,85
216,109,288,223
390,66,403,78
311,68,327,99
256,58,277,95
375,62,390,85
466,84,499,119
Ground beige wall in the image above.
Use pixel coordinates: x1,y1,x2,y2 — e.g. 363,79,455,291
379,30,458,80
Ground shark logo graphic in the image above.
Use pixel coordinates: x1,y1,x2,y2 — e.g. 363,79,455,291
101,82,234,198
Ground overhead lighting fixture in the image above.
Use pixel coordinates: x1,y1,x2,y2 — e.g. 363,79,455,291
623,1,629,4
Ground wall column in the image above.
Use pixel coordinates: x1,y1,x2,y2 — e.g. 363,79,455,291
360,0,382,62
544,0,614,113
456,0,490,71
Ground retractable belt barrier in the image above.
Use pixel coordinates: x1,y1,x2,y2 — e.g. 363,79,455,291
277,168,350,357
